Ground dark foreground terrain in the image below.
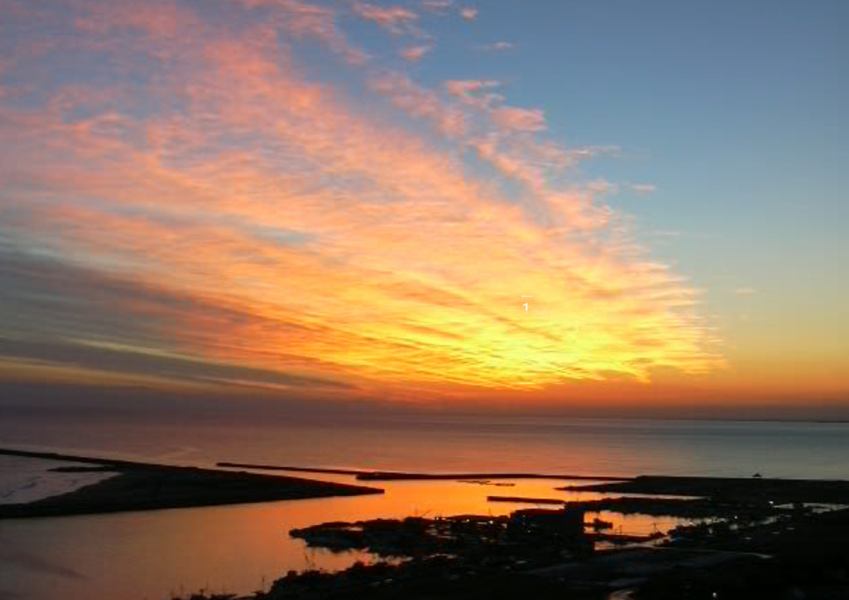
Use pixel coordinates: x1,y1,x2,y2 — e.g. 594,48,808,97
175,507,849,600
0,448,382,518
174,474,849,600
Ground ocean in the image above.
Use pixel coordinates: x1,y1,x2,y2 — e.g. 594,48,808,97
1,415,847,600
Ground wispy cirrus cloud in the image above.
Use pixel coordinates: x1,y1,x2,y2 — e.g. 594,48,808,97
352,1,420,35
630,183,657,195
369,72,467,136
445,79,502,108
400,44,432,61
421,0,453,12
0,0,721,401
478,41,514,52
242,0,369,64
491,106,547,132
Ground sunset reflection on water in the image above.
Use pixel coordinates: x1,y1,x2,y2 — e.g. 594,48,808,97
0,472,694,600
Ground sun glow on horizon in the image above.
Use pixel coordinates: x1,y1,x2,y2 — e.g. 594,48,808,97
7,0,845,408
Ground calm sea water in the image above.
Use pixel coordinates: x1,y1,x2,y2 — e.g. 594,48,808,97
1,415,847,600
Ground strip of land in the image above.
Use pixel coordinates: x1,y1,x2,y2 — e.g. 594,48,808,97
488,495,566,505
0,448,382,519
561,474,849,503
216,461,631,481
217,462,372,476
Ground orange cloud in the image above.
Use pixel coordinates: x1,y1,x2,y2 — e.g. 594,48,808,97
0,0,722,402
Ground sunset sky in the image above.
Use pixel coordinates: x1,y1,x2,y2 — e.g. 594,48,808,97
0,1,846,416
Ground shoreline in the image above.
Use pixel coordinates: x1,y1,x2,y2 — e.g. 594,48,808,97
0,447,383,519
180,500,849,599
216,461,632,481
561,475,849,504
5,446,849,598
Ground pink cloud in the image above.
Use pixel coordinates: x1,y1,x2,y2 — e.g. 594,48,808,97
443,79,502,111
73,3,187,37
242,0,368,64
400,44,431,61
586,179,620,195
370,72,466,137
460,7,478,20
491,106,546,132
352,1,419,35
444,79,499,97
470,135,545,189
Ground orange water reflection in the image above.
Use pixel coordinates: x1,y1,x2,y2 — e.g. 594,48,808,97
0,475,696,600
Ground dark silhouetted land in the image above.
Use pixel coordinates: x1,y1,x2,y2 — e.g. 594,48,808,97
217,461,630,481
176,502,849,599
171,470,849,600
0,448,382,519
561,474,849,503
